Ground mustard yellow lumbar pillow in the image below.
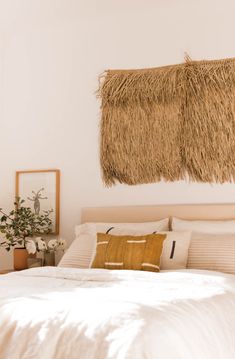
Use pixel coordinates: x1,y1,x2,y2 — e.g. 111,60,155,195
91,232,166,272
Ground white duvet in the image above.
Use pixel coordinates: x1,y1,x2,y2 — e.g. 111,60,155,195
0,267,235,359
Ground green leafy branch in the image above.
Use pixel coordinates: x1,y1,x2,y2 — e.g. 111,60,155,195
0,197,53,251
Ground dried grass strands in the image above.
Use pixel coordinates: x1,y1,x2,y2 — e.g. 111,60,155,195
99,64,185,106
100,102,183,186
182,58,235,183
99,64,185,186
99,57,235,186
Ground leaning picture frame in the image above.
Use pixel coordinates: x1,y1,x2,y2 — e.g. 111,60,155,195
15,169,60,234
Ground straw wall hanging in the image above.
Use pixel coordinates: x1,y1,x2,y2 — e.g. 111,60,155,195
98,56,235,186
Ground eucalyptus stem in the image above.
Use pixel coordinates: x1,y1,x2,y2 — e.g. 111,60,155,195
0,209,14,220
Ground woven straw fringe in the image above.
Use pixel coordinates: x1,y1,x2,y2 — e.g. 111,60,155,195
98,57,235,186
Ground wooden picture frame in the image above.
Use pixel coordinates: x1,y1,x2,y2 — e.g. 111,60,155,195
16,169,60,234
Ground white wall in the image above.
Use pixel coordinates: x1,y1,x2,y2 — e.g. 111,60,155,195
1,0,235,269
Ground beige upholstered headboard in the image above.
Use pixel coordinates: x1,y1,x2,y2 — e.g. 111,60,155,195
81,203,235,224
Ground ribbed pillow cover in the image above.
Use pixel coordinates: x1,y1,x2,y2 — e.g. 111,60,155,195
187,233,235,274
172,217,235,274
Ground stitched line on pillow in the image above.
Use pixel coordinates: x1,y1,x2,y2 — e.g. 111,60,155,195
170,241,176,259
127,240,146,243
106,227,115,234
142,263,159,269
105,262,123,266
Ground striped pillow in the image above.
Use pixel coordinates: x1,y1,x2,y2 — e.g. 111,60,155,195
187,233,235,274
91,233,166,272
58,234,95,269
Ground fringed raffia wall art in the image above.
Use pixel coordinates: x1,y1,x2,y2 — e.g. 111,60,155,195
98,56,235,186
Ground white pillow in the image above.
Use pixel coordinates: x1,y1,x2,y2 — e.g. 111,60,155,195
75,219,169,237
187,233,235,275
59,219,169,269
172,217,235,234
160,231,192,270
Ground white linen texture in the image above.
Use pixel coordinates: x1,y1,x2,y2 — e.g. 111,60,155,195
1,267,235,359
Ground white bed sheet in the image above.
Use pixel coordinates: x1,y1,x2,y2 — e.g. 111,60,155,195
0,267,235,359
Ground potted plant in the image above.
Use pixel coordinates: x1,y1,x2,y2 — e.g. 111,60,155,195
0,197,53,270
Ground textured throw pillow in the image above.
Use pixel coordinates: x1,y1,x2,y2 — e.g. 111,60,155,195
59,219,169,269
91,233,166,272
187,233,235,275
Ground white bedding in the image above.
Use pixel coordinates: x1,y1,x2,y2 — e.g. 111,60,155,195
0,267,235,359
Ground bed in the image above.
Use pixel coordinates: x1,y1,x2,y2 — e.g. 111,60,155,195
1,204,235,359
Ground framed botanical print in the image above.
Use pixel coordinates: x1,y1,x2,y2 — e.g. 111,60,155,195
15,169,60,234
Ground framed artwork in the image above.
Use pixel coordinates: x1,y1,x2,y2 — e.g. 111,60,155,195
15,169,60,234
